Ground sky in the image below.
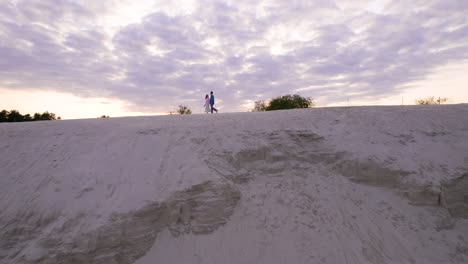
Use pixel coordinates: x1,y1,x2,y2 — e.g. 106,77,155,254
0,0,467,119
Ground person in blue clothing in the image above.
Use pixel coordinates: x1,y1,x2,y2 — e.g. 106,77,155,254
210,91,218,113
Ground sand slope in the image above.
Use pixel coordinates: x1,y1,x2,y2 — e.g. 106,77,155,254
1,105,468,264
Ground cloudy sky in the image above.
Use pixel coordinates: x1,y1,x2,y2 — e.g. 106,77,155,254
1,0,467,118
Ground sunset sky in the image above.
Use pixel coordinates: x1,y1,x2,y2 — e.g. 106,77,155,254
1,0,467,119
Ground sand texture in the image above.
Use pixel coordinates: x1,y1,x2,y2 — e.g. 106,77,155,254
1,105,468,264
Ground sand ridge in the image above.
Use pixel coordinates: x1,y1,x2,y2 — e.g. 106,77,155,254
1,105,467,263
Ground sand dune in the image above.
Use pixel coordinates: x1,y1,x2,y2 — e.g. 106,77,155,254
1,105,467,264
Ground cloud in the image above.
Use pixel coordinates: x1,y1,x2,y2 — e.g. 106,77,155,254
0,0,467,113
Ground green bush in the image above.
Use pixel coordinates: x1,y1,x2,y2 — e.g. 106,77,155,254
176,105,192,115
265,94,314,111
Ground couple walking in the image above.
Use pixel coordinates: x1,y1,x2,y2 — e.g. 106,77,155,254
204,91,218,114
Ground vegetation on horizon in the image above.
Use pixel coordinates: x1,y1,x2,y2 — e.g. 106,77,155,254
170,105,192,115
99,115,110,118
252,100,267,112
0,109,60,123
415,96,448,105
252,94,315,111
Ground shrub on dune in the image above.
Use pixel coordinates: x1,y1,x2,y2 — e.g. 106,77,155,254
265,94,314,111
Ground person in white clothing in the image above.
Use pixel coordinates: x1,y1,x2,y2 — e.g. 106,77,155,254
204,94,210,113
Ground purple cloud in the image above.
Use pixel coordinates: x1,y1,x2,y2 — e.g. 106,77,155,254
0,0,467,113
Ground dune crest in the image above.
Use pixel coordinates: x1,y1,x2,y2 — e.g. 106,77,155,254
1,105,467,264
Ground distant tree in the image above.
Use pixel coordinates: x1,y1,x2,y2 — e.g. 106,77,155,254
23,114,33,121
0,110,8,122
265,94,314,111
0,110,59,123
7,110,24,122
33,113,41,121
252,100,267,112
176,105,192,115
40,111,56,120
99,115,110,118
415,96,448,105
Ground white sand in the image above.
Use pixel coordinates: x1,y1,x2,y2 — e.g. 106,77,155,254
1,105,467,264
